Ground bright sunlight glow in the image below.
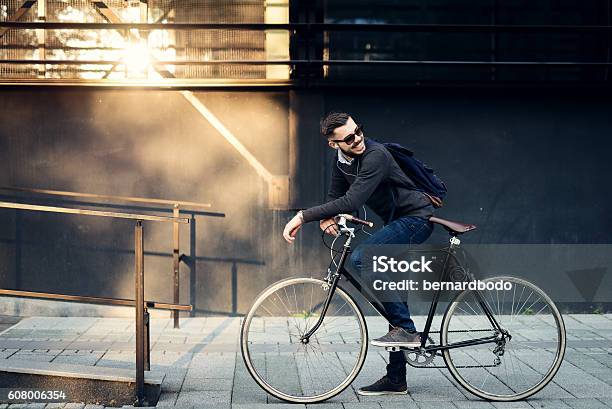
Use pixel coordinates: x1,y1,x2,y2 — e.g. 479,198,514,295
122,42,151,75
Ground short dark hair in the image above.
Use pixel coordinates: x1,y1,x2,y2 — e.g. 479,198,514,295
320,112,350,138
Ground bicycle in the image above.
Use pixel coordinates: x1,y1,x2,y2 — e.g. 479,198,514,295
240,214,566,403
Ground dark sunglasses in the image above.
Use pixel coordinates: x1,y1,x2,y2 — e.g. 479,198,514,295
330,124,364,145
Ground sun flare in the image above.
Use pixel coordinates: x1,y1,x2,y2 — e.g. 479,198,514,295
122,42,151,75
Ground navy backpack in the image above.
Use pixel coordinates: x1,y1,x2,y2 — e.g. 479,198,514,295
383,142,447,208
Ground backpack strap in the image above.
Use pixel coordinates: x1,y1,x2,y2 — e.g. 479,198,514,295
423,192,444,208
389,187,443,224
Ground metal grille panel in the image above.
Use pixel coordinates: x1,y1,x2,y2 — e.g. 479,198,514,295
1,0,37,78
0,0,273,82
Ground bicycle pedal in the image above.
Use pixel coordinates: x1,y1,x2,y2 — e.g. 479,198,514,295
385,346,419,352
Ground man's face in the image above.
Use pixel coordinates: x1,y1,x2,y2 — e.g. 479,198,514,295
328,116,366,157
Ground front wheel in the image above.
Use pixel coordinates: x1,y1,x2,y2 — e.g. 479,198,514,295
441,276,566,401
240,277,368,403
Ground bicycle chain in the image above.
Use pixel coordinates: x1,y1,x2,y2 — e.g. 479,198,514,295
405,349,501,369
405,329,502,369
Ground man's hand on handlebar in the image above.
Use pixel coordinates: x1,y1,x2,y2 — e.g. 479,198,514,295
320,218,339,237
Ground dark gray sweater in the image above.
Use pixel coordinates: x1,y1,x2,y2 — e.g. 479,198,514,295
302,139,434,224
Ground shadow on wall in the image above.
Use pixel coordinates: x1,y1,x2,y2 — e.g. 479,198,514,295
0,90,294,316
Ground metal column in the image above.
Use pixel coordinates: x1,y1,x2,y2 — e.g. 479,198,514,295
189,215,196,317
144,305,150,371
134,220,145,406
36,0,46,78
173,205,180,328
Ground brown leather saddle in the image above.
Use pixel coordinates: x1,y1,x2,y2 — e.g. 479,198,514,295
429,216,477,235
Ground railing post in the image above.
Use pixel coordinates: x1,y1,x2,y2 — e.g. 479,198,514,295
14,210,22,293
173,204,180,328
135,220,145,406
144,305,150,371
231,260,237,315
189,214,196,317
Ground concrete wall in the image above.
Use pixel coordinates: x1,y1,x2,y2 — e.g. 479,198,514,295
0,87,610,316
0,89,292,316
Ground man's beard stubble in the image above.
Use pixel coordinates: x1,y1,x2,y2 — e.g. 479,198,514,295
339,137,365,158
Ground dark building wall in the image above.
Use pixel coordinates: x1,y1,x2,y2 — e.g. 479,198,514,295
0,87,611,316
316,88,612,245
322,0,611,83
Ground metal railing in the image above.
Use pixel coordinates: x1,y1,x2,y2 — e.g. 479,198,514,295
0,186,225,329
0,199,190,406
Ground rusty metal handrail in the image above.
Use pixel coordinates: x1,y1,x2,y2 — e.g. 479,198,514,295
0,186,211,210
0,288,192,311
0,201,190,223
0,199,187,406
0,186,222,329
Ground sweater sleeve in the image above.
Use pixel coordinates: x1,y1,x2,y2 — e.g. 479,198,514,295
326,159,350,202
302,149,389,223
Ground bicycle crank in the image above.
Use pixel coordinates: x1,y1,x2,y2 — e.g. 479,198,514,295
405,348,439,367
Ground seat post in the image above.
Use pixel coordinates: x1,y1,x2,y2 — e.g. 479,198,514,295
449,234,461,248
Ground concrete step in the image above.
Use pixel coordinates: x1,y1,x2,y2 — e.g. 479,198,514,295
0,314,21,333
0,359,164,407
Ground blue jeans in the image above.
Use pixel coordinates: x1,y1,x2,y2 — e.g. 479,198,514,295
349,215,433,381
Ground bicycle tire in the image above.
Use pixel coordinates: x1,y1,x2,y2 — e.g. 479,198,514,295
240,277,368,403
441,276,566,401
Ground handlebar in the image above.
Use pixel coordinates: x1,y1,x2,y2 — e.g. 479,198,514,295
336,214,374,228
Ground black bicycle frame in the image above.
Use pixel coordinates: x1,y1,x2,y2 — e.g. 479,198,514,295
302,232,504,353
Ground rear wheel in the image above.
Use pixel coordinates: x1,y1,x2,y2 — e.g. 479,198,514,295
240,277,368,403
441,276,566,401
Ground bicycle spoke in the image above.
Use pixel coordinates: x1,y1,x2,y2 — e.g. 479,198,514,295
320,300,350,325
282,286,304,335
532,303,551,317
308,343,348,376
509,284,527,327
292,285,303,333
495,286,501,318
452,306,485,343
512,289,534,324
500,284,507,327
520,296,544,318
303,282,317,334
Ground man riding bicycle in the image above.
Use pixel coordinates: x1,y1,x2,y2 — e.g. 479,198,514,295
282,112,436,396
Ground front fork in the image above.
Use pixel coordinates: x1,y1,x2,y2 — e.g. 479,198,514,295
301,222,355,343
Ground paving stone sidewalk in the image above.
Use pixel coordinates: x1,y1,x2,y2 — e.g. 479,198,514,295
0,314,611,409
